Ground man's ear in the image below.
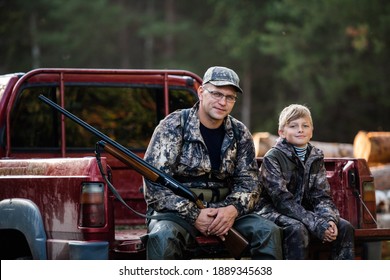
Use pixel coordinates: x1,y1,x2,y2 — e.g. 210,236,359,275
197,86,204,101
278,129,285,138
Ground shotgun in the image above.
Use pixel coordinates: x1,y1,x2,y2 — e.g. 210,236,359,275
38,94,249,259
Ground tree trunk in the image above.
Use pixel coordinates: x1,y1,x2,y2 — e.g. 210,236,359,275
241,66,251,129
144,0,156,68
164,0,175,61
30,13,40,68
353,131,390,165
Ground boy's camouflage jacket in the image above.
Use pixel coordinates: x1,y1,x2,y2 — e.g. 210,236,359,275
143,102,260,224
256,138,340,240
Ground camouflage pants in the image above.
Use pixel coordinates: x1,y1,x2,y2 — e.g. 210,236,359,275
146,213,283,260
275,215,355,259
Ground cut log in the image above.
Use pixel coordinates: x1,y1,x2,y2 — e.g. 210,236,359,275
310,140,354,158
252,132,278,157
353,131,390,165
371,164,390,191
252,132,354,158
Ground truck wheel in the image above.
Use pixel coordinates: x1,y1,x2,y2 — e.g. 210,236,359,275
0,229,33,260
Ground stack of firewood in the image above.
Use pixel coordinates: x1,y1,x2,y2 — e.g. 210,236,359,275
354,131,390,214
252,132,354,158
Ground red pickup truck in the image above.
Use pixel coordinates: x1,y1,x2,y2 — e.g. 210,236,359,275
0,68,389,260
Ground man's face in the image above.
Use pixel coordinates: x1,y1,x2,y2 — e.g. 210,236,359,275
198,84,237,122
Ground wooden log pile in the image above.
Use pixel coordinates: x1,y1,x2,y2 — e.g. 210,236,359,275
252,132,354,158
371,165,390,191
353,131,390,191
353,131,390,213
353,131,390,166
252,132,278,157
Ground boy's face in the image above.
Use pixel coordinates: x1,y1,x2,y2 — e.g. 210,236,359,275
279,117,313,148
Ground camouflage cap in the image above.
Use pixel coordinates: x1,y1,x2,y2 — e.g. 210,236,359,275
202,66,243,93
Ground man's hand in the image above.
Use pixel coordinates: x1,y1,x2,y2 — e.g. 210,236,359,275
194,208,218,236
207,205,238,239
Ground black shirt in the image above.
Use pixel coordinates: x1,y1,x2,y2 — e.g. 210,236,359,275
200,123,225,170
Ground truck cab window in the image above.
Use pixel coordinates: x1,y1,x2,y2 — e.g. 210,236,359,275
10,87,60,149
64,86,159,150
9,85,197,152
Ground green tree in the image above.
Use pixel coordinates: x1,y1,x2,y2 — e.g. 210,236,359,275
202,0,275,129
1,0,389,143
258,0,390,142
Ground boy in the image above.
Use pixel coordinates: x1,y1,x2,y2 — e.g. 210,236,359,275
256,104,354,259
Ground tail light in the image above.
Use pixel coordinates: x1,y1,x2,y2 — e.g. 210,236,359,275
362,181,377,226
79,182,105,227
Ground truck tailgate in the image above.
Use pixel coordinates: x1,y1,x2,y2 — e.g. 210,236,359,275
355,228,390,241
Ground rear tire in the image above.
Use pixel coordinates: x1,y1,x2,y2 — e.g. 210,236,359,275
0,229,33,260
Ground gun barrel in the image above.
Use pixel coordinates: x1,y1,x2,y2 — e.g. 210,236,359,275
38,94,198,203
99,141,160,181
39,94,248,259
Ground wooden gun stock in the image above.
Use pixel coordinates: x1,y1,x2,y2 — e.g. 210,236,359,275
39,94,249,259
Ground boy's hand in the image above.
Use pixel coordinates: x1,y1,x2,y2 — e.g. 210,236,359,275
323,221,338,243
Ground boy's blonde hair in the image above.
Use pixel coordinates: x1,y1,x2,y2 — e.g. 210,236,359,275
278,104,313,130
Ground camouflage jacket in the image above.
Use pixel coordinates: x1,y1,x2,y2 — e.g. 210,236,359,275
256,138,340,240
143,102,260,225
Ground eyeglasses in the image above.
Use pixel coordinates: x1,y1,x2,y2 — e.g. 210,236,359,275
203,88,237,103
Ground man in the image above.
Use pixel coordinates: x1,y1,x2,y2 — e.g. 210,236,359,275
143,66,282,260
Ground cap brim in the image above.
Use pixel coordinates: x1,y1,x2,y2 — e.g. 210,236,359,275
207,81,243,93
